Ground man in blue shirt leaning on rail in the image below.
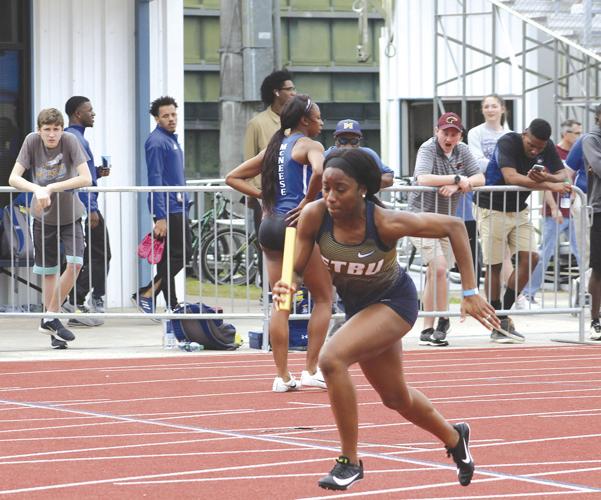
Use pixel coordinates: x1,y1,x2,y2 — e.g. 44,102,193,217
132,96,192,317
565,110,594,270
63,96,111,326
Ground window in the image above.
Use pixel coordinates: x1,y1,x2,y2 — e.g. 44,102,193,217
0,0,30,205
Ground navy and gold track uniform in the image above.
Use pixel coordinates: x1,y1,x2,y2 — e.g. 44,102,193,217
317,201,418,326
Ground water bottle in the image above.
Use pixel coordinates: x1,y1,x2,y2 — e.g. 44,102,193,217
179,341,204,352
163,321,177,349
560,179,571,209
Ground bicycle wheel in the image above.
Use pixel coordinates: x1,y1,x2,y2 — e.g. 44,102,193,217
200,228,259,285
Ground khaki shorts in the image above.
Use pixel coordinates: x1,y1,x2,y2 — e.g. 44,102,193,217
475,206,535,265
409,236,455,269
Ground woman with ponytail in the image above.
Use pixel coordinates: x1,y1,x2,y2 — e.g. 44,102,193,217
226,94,332,393
272,148,499,491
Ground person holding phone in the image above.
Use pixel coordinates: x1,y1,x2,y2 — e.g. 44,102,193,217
475,119,570,343
63,96,112,319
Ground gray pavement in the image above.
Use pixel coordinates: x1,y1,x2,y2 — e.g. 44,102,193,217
0,307,592,362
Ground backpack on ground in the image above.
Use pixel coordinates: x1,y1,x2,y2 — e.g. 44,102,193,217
170,303,240,350
0,204,34,261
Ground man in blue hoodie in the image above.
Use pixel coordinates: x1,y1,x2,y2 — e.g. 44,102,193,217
132,96,192,315
63,96,111,325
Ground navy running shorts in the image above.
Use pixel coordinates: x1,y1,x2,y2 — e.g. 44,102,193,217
343,271,419,327
258,213,287,251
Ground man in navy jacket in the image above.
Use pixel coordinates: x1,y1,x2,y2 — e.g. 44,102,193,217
64,96,111,324
132,96,192,315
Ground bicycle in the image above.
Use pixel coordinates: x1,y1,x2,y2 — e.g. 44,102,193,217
200,227,260,286
187,192,260,286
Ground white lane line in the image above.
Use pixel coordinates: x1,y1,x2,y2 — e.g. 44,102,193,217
2,373,601,411
0,431,190,443
1,400,600,439
2,391,599,432
0,446,316,465
0,436,240,461
114,466,446,485
300,465,601,499
0,374,281,394
303,488,584,500
0,398,599,496
0,456,334,495
541,412,601,417
102,467,601,490
2,350,600,378
0,408,256,423
0,358,297,377
481,459,601,467
1,361,600,398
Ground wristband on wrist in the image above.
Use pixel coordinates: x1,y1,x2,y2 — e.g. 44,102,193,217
462,288,479,297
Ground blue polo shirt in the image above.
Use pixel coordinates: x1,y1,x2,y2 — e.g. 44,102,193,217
145,125,188,219
65,124,98,213
324,146,394,176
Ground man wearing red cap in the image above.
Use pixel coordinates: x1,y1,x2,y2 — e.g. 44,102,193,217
408,112,484,346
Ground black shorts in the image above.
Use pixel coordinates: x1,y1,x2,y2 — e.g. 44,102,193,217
33,219,85,275
590,213,601,272
258,213,287,251
343,272,419,327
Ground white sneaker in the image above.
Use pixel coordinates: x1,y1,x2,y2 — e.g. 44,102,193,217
515,294,540,310
300,368,327,389
272,374,300,393
514,294,529,310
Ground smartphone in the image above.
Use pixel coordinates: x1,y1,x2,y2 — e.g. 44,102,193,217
531,164,544,172
101,155,111,169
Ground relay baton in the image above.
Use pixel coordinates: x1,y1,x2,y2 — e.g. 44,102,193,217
277,226,297,312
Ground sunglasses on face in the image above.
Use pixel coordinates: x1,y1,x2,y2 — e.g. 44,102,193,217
337,137,360,146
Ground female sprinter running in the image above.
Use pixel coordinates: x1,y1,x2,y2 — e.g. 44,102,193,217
272,148,500,490
226,94,332,392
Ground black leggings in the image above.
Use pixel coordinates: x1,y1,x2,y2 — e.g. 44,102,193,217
464,220,482,284
70,212,111,304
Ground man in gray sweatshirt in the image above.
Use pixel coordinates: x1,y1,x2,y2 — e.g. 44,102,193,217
582,105,601,341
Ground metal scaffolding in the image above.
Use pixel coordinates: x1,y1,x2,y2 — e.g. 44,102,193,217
433,0,601,132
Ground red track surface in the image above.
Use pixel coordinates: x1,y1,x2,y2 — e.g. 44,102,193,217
1,346,601,499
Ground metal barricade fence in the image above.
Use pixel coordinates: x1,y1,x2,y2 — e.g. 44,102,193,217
382,184,588,343
0,184,590,345
0,186,269,337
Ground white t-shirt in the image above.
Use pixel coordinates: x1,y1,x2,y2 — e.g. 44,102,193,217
467,122,511,173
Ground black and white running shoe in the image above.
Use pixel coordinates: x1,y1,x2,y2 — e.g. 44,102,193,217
446,422,475,486
50,335,68,349
39,319,75,342
318,456,364,491
590,319,601,341
419,327,449,347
